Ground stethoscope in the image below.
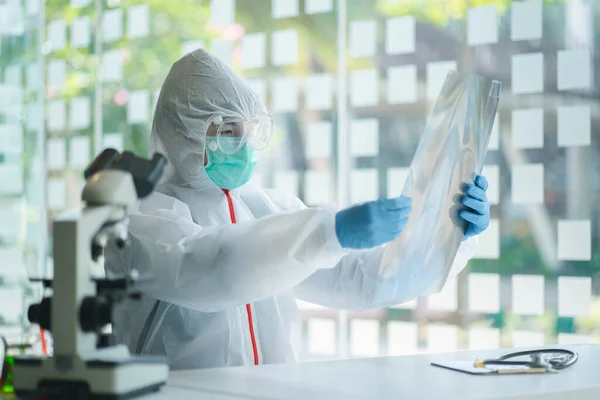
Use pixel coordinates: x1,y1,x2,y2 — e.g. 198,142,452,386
475,349,578,371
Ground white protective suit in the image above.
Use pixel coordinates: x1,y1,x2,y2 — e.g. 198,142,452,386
104,49,477,370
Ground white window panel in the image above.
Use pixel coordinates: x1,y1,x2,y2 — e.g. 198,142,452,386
47,59,66,91
181,40,204,57
427,278,457,312
426,61,457,101
103,133,123,151
305,121,332,159
468,327,500,350
272,29,298,66
467,5,498,45
241,33,266,69
511,0,542,41
387,321,418,356
26,62,40,90
0,164,23,195
0,246,24,282
69,136,91,169
245,79,266,105
26,102,42,132
427,324,458,353
272,0,298,19
350,69,378,108
102,49,123,83
481,165,499,205
103,8,123,43
307,318,336,355
513,331,544,348
350,169,378,204
512,164,544,205
557,276,591,317
210,0,235,25
557,105,591,147
565,1,593,48
71,0,90,7
274,170,299,197
512,275,544,316
0,85,23,116
558,220,591,261
1,3,25,36
47,100,66,132
69,97,91,130
350,319,380,357
27,0,40,15
0,202,22,238
350,118,378,157
558,333,591,345
127,90,150,124
349,20,376,58
0,124,23,155
127,4,150,38
468,273,500,313
511,108,544,149
304,170,332,205
305,0,332,14
71,16,91,48
385,16,415,55
47,177,67,210
387,168,409,198
4,64,22,86
272,76,298,112
387,65,417,104
211,39,234,66
511,53,544,94
48,19,66,52
557,49,591,91
0,287,24,323
474,219,499,259
305,74,334,110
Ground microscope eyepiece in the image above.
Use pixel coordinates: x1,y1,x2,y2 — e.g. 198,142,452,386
83,149,167,200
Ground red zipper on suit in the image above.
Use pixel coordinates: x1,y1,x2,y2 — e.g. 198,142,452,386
222,189,260,366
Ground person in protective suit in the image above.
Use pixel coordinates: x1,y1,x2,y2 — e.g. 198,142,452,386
105,50,491,370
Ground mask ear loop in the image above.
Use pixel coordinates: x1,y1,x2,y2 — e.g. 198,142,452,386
204,115,223,167
204,145,214,168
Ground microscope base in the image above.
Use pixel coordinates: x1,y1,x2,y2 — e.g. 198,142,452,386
13,355,169,400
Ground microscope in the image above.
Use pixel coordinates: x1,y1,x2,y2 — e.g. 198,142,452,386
13,149,170,399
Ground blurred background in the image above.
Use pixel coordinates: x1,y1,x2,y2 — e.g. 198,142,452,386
0,0,599,361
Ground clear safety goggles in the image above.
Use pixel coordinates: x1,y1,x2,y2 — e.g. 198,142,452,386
207,113,273,155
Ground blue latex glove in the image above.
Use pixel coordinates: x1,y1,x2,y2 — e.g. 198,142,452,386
460,175,491,240
335,196,412,249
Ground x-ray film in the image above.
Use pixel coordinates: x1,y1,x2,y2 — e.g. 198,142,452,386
374,71,502,305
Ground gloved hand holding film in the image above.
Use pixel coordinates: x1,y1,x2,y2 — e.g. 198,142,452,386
461,175,491,241
335,196,413,249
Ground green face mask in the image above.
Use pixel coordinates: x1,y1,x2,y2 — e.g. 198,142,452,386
205,138,258,190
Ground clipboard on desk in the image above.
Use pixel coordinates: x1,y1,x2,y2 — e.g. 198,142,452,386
431,361,554,375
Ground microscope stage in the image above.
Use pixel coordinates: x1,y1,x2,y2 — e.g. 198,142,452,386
13,355,168,400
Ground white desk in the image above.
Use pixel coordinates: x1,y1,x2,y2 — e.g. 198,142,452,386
153,345,600,399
